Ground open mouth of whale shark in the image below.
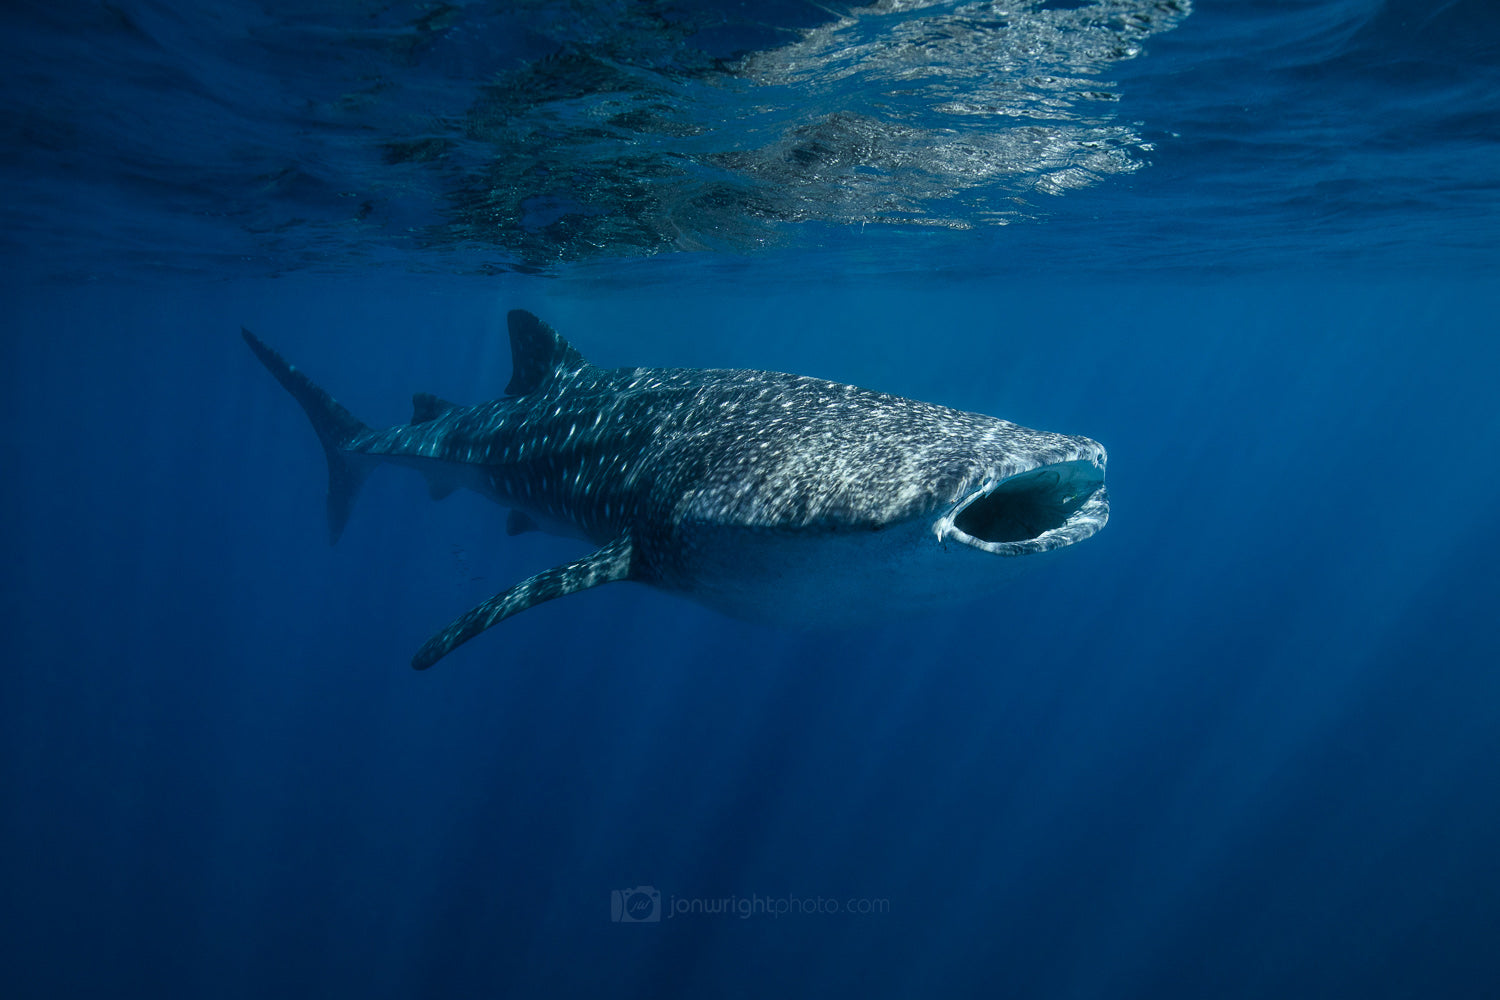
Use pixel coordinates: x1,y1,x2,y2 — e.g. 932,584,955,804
936,459,1108,556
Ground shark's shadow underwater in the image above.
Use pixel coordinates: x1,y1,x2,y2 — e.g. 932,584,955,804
244,311,1109,669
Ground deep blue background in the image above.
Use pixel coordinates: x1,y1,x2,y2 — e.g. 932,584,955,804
3,0,1500,997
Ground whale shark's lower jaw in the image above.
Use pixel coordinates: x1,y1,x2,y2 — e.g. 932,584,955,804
935,458,1108,556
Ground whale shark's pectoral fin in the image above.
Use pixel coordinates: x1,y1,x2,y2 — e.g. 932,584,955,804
411,535,634,670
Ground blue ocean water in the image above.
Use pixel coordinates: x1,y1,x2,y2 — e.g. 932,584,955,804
2,2,1498,998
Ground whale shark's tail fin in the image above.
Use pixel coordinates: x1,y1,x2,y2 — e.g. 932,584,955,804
242,328,372,545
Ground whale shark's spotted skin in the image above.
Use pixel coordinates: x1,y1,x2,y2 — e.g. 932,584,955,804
244,310,1108,669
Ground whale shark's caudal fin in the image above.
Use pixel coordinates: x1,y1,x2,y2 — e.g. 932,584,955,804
411,535,635,670
505,309,591,395
242,328,372,545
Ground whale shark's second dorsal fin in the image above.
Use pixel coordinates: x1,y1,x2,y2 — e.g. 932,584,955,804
411,392,457,424
505,309,589,395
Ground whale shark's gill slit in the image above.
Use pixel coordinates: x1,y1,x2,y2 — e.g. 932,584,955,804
954,466,1090,544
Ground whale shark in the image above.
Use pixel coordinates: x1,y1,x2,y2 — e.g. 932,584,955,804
243,310,1108,669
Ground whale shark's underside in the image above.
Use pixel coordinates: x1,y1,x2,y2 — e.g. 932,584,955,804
244,311,1108,669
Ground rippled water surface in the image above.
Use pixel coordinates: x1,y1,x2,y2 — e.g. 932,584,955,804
4,0,1496,279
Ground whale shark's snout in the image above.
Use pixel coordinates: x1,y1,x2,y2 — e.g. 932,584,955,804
935,452,1108,556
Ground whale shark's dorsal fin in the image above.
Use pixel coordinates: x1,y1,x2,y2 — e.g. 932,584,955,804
506,309,589,395
411,535,635,669
410,392,457,425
